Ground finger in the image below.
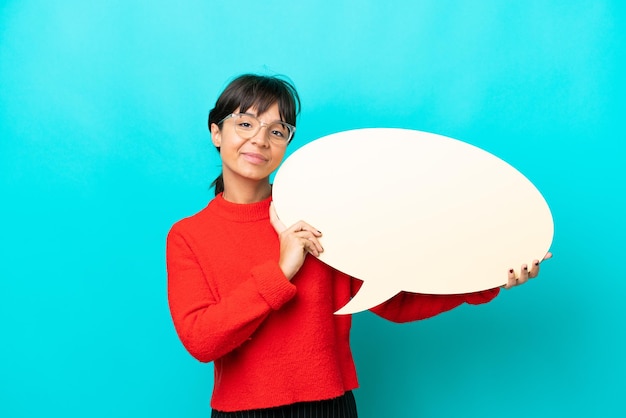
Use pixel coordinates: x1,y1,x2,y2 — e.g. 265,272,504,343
517,264,530,285
296,236,319,257
528,259,540,278
542,252,553,261
303,238,320,257
529,251,552,278
290,221,322,237
306,236,324,254
269,202,287,234
293,230,324,254
504,268,517,289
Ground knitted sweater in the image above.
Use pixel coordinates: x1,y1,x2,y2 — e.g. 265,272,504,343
166,194,499,411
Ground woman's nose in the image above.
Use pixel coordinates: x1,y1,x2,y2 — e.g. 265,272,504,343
250,126,270,146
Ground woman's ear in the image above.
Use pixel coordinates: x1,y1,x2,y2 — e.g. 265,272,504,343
210,123,221,147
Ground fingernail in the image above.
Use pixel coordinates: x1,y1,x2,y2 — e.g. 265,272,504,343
523,265,528,271
534,261,539,266
509,269,514,273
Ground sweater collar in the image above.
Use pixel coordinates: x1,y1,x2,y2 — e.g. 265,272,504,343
209,192,272,222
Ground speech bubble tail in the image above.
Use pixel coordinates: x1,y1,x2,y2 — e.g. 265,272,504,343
334,284,399,315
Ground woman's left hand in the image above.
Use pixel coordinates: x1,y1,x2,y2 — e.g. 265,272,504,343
503,252,553,289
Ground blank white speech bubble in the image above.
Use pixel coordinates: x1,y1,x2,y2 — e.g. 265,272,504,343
272,128,554,315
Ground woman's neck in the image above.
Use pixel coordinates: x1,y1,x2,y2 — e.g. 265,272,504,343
222,178,272,204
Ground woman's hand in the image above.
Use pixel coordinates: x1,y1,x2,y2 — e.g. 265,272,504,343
269,202,324,280
503,252,553,289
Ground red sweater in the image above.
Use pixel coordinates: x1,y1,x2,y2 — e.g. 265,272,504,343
166,194,499,411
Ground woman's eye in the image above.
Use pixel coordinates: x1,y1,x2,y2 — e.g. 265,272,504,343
239,122,253,129
271,129,285,138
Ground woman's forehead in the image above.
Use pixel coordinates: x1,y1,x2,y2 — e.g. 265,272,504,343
236,102,282,119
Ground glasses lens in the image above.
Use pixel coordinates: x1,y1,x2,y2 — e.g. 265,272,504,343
267,122,291,142
231,114,292,143
233,114,258,138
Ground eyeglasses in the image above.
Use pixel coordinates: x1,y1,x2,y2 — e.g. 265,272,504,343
218,113,296,144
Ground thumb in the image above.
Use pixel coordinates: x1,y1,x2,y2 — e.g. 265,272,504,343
542,252,553,262
269,202,286,234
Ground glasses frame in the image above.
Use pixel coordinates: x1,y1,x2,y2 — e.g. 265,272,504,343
218,112,296,144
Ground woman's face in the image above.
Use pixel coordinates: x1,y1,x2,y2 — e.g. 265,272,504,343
210,102,287,186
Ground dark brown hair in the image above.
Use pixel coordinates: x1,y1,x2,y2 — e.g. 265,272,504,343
208,74,301,195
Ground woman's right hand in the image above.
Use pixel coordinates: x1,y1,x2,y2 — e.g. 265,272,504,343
269,202,324,280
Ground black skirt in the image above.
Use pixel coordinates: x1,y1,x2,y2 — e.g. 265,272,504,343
211,391,358,418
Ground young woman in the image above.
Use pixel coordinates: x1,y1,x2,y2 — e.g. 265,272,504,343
166,74,549,417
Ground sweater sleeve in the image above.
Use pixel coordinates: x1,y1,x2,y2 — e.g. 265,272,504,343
351,279,500,324
166,227,297,363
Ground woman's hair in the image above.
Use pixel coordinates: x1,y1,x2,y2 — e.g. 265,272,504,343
208,74,301,195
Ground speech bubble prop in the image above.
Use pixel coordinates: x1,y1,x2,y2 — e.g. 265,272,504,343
272,128,554,315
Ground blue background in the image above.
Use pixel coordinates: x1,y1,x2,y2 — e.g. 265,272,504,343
1,1,623,417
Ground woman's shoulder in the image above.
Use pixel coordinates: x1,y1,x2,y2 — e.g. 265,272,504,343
169,200,216,235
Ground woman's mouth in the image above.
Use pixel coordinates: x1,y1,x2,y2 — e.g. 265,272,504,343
241,152,269,165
